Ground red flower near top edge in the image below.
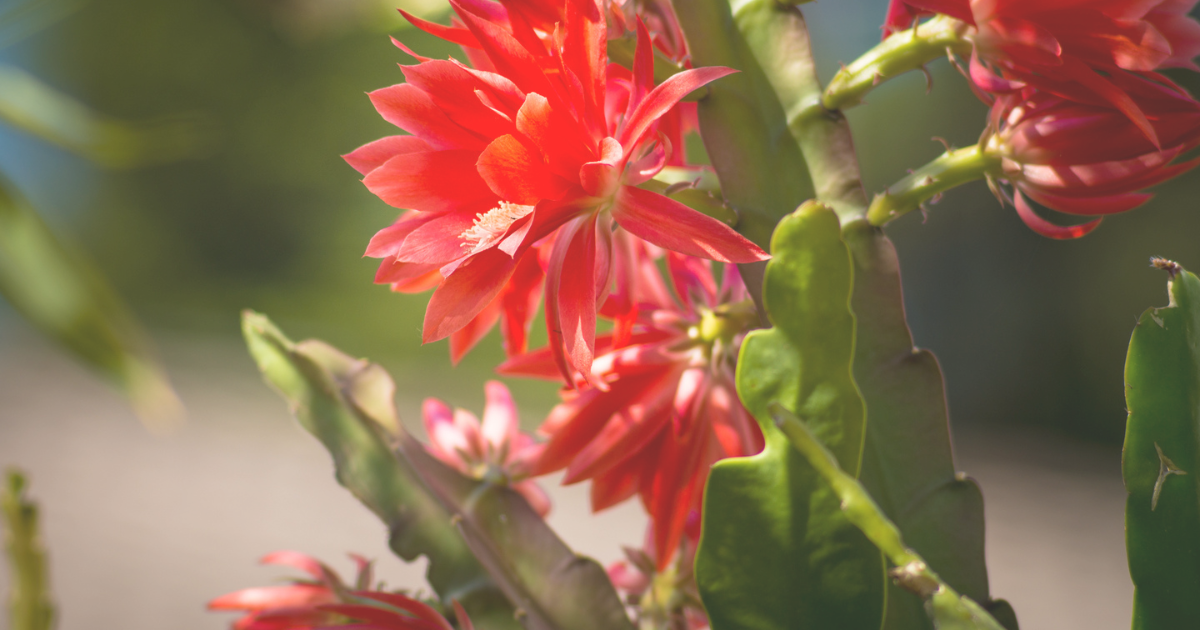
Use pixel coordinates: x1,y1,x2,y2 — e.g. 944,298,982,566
884,0,1200,144
422,380,551,516
500,232,763,569
208,551,472,630
985,72,1200,238
346,0,767,381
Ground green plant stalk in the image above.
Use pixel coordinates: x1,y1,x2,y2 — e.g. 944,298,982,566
2,471,54,630
771,405,1008,630
823,16,972,111
867,145,998,226
730,0,869,221
1122,261,1200,629
751,6,1009,628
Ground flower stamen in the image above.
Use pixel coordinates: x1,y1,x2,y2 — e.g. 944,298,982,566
459,201,535,255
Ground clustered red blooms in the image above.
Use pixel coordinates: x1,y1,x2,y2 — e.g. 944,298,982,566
500,232,761,570
208,551,472,630
347,0,767,383
886,0,1200,236
422,380,551,516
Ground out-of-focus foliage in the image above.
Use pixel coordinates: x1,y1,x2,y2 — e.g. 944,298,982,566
2,470,54,630
0,64,215,169
1123,261,1200,630
697,202,884,630
0,177,182,426
244,312,633,630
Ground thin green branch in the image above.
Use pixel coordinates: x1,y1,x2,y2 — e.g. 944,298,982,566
3,470,54,630
823,16,971,111
866,144,999,226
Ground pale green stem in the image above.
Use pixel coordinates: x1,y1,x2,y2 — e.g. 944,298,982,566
823,16,972,111
2,471,54,630
867,144,1000,226
769,405,1007,630
732,0,870,221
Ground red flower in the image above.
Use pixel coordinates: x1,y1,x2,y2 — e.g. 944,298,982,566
209,551,471,630
500,234,762,569
422,380,551,516
346,0,766,379
884,0,1200,143
984,72,1200,238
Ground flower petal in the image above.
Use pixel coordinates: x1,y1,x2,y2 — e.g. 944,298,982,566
423,248,520,342
363,150,497,212
612,186,769,263
343,136,431,175
1013,190,1103,239
617,66,737,156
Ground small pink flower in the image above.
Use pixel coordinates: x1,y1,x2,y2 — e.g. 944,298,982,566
209,551,470,630
423,380,551,516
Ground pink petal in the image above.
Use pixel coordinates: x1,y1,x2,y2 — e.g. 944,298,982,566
394,211,482,265
208,585,332,611
481,380,520,454
423,398,469,467
611,186,769,263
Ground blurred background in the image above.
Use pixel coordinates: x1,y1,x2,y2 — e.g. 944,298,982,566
1,0,1195,627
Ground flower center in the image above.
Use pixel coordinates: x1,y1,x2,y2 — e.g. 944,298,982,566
459,201,535,255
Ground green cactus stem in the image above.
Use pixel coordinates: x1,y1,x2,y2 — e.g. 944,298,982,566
823,16,972,112
867,145,1000,226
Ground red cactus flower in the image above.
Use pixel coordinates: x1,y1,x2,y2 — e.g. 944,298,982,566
209,551,471,630
422,380,551,516
883,0,1200,143
500,235,763,569
984,72,1200,238
347,0,766,380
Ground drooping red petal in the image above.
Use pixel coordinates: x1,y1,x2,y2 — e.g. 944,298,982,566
590,463,640,511
612,186,769,263
545,215,602,381
423,248,520,343
1012,190,1103,239
450,294,503,364
354,592,456,630
499,252,545,356
1021,187,1152,215
562,373,677,482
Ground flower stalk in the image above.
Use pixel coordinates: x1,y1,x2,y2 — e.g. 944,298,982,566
823,16,972,111
867,144,998,226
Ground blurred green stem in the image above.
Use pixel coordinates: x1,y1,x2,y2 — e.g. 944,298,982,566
2,470,54,630
823,16,972,111
866,144,998,226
